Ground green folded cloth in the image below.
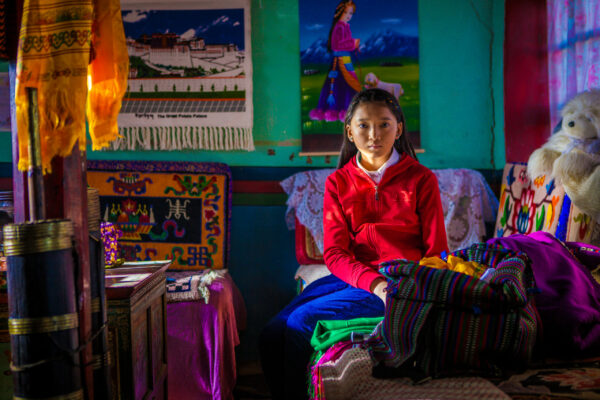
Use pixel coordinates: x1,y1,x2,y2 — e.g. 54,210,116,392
310,316,383,355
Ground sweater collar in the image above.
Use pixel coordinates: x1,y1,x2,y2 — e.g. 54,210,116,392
348,150,415,185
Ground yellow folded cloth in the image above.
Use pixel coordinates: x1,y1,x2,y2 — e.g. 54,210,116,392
420,255,486,278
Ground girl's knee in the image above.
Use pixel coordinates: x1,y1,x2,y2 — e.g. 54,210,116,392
285,308,317,341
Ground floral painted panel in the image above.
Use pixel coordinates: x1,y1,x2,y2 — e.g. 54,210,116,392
495,163,600,246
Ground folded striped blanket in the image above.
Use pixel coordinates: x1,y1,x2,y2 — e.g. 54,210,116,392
365,243,539,378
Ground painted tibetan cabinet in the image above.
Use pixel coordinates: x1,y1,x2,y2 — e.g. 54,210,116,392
105,261,170,400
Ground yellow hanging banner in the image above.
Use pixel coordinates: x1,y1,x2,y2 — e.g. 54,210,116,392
16,0,128,173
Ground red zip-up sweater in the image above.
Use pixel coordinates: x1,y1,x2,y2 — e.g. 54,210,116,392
323,153,448,292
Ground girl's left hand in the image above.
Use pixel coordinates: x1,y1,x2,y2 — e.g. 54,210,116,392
371,278,387,306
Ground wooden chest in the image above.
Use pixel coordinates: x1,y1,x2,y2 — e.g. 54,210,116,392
105,261,170,400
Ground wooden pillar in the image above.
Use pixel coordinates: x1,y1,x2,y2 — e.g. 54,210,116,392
7,0,93,396
8,73,95,399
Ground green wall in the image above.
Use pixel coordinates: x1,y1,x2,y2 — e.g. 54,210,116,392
0,0,505,169
419,0,505,170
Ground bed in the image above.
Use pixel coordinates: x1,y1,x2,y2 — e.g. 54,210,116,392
281,163,600,400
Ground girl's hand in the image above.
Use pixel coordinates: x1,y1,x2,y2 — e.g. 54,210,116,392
370,278,387,306
354,38,360,49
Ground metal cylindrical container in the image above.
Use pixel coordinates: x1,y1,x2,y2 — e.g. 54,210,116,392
89,231,111,399
4,220,82,399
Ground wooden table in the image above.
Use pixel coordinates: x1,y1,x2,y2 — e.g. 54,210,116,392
105,260,170,400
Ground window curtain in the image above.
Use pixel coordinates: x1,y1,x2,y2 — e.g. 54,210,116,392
548,0,600,128
504,0,549,163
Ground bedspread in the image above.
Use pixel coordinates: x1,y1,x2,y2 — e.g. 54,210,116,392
281,168,498,252
316,346,510,399
166,272,246,400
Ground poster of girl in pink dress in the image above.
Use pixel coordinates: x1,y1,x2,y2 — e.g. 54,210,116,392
300,0,419,152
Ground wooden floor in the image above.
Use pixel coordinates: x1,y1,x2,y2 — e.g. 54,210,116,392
234,360,272,400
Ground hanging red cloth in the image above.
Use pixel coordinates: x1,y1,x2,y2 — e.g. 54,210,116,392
504,0,550,163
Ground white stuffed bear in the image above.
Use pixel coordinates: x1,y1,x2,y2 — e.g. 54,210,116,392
527,90,600,220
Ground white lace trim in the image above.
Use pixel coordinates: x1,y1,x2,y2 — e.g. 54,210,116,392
281,168,499,253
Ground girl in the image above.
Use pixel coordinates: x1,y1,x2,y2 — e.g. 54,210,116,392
309,0,362,122
259,88,448,400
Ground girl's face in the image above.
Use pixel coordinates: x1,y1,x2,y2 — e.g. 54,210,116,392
346,102,403,171
341,6,354,22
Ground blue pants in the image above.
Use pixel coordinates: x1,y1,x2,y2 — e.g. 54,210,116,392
259,274,384,400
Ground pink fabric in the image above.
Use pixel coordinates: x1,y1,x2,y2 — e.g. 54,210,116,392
167,272,246,400
548,0,600,128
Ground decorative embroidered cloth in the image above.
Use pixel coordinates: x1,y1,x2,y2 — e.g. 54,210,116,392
88,160,232,270
281,168,499,253
15,0,127,172
166,269,227,303
113,0,254,152
495,162,600,245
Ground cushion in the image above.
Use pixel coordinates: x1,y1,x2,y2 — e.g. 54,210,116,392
294,264,331,293
295,217,324,264
88,160,231,270
559,197,600,245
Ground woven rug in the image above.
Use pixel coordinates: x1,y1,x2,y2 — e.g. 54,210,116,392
496,358,600,400
88,160,231,270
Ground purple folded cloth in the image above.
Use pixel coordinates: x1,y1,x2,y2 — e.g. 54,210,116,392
487,231,600,358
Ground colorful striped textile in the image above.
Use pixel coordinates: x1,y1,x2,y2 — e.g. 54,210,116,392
364,243,539,378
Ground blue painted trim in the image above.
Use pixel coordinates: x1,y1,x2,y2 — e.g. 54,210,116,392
555,194,571,241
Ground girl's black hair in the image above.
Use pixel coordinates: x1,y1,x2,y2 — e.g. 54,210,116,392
337,88,417,169
327,1,356,52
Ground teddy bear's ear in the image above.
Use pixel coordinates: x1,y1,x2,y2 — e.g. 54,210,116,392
552,119,562,134
561,96,578,117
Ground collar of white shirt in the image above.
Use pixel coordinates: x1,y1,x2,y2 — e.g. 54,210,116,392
356,147,400,184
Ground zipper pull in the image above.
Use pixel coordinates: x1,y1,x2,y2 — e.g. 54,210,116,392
375,186,379,200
